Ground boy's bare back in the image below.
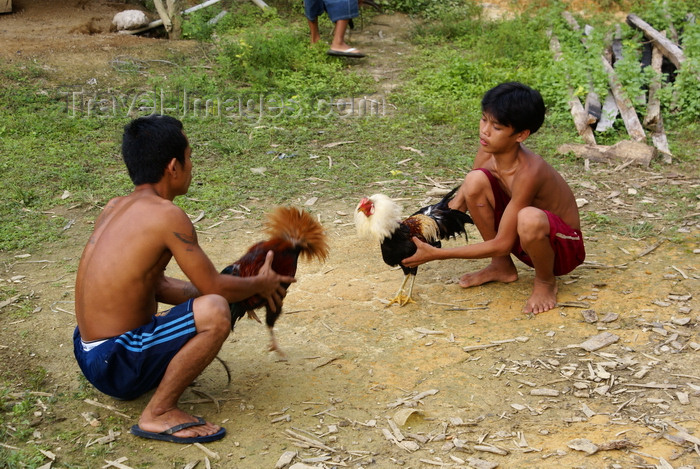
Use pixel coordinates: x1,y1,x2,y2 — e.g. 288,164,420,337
75,189,185,341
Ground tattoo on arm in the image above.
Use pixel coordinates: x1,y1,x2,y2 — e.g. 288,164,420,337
174,227,197,251
183,283,200,299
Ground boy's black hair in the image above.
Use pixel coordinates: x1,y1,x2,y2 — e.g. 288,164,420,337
481,82,546,135
121,115,188,185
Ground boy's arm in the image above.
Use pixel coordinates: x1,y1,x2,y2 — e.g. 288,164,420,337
403,167,541,267
155,275,200,305
162,206,294,311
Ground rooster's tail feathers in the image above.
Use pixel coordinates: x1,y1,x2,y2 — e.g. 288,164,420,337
264,207,329,262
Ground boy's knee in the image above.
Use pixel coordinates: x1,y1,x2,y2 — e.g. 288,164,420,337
517,207,549,239
463,170,490,199
194,295,232,332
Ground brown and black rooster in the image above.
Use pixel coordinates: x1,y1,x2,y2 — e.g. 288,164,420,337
355,187,473,306
221,207,329,355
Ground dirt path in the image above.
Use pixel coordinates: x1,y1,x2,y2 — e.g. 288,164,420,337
1,2,699,469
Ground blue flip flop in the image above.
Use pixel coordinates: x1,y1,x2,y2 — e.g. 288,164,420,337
130,416,226,444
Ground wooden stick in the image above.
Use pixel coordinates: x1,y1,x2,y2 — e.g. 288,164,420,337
84,399,131,419
627,14,685,68
548,33,596,144
600,54,646,142
644,44,672,162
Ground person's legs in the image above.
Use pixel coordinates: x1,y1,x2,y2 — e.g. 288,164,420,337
304,0,323,43
137,294,231,439
330,19,354,51
308,18,321,43
325,0,362,54
517,207,557,314
452,169,518,288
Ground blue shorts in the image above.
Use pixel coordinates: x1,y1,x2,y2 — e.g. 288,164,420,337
73,299,197,400
304,0,358,22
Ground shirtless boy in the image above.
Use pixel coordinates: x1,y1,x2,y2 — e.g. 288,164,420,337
73,115,294,443
402,82,585,314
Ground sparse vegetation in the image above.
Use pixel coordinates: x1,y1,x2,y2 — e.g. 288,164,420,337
0,0,696,251
0,2,698,468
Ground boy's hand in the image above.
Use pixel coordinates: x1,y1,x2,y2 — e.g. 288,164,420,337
401,237,433,268
258,251,296,312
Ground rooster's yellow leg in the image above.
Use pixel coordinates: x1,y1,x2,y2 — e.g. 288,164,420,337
400,274,418,306
387,274,416,307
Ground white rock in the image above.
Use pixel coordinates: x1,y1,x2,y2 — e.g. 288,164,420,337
113,10,150,31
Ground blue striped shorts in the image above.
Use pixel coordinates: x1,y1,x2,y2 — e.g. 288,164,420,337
73,299,197,400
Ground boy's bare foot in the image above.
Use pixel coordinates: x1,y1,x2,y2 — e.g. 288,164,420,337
138,407,221,439
523,277,558,315
458,260,518,288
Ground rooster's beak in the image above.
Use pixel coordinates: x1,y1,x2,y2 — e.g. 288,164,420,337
356,197,373,216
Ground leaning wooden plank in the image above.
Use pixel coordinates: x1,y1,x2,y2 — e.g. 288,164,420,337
595,91,618,132
549,33,596,145
561,12,601,124
644,44,672,162
584,92,601,123
650,117,672,163
250,0,270,8
611,25,624,64
600,55,646,142
643,44,663,129
626,13,685,68
569,95,597,145
0,0,11,14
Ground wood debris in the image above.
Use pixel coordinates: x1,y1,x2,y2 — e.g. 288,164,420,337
194,443,220,460
275,451,298,469
463,336,529,352
101,458,133,469
466,458,499,469
86,429,120,447
577,331,620,351
558,141,656,167
83,399,131,419
0,294,21,310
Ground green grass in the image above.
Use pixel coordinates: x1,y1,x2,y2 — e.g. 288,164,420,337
0,3,698,467
0,0,698,252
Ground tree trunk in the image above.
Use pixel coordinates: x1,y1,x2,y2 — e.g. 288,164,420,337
153,0,182,39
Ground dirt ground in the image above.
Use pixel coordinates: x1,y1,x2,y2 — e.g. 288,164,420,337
1,1,699,469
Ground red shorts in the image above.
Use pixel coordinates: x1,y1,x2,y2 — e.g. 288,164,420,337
476,168,585,276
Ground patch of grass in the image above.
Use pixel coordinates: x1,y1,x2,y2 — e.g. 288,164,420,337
0,1,697,253
581,211,613,231
624,220,657,238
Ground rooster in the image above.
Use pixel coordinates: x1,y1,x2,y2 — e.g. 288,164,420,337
221,207,329,356
355,187,473,306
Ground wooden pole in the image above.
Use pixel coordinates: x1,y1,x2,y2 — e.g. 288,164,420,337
549,32,596,145
626,13,685,68
600,54,646,142
644,44,672,162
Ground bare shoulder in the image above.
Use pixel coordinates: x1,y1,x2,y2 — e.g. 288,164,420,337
520,148,560,182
